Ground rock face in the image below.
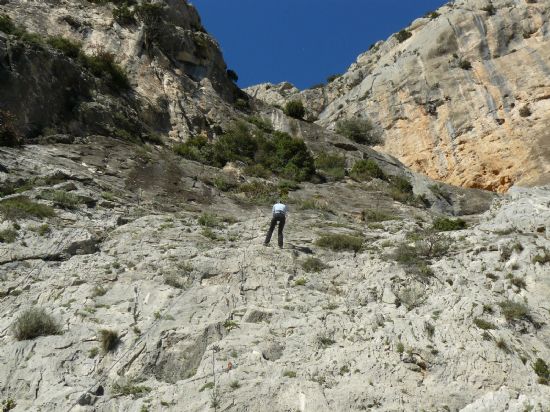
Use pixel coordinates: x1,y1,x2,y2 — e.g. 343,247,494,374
0,0,245,141
0,138,549,412
247,0,550,192
1,1,549,411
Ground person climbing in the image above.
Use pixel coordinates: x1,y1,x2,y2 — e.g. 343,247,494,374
264,199,288,248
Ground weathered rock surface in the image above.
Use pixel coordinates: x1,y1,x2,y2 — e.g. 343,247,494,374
0,0,244,141
247,0,550,192
0,141,549,412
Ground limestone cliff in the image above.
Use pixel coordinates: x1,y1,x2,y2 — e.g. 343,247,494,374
0,0,245,141
247,0,550,192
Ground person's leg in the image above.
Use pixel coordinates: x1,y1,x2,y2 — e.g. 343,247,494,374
277,216,286,248
264,217,277,245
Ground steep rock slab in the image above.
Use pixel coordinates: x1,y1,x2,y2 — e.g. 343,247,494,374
247,0,550,192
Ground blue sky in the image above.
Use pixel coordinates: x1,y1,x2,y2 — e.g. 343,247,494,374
190,0,448,90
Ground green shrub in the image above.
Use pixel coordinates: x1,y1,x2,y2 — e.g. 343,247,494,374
266,132,315,181
0,110,22,147
0,14,17,35
173,135,211,163
425,11,440,19
41,190,80,209
350,159,385,181
361,208,397,222
112,381,151,398
498,300,530,322
99,329,120,352
278,180,300,192
495,338,510,353
174,123,315,182
459,59,472,70
91,285,107,297
0,228,17,243
316,233,363,252
1,398,16,412
532,249,550,265
237,181,278,205
395,29,412,43
432,217,467,231
481,5,496,15
336,118,380,145
519,105,531,117
80,49,130,90
326,73,342,83
294,277,307,286
282,370,297,378
388,175,415,203
235,98,250,111
212,176,238,192
113,5,136,25
240,164,268,178
201,227,219,241
317,335,335,348
507,274,526,289
284,100,305,119
302,257,327,273
0,197,55,220
12,307,61,340
473,318,497,330
163,273,186,289
248,116,273,132
227,69,238,82
396,342,405,353
315,153,346,180
533,358,549,385
198,213,219,228
47,36,82,58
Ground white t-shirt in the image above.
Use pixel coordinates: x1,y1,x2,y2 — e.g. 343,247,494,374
272,203,288,215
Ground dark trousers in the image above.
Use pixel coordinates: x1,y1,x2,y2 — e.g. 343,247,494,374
264,214,286,247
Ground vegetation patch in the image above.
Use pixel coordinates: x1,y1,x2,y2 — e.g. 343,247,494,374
315,153,346,180
473,318,497,330
532,249,550,265
112,381,152,398
294,277,307,287
301,257,328,273
40,190,81,209
0,197,55,220
350,159,385,181
498,300,530,323
432,217,467,231
12,307,61,340
198,213,219,228
395,29,412,43
174,122,315,182
0,109,22,147
459,59,472,70
388,175,416,204
284,100,305,120
533,358,549,385
390,230,451,280
361,208,398,222
316,233,363,253
0,228,17,243
99,329,120,352
298,198,332,213
317,335,336,348
237,181,279,205
336,118,380,145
